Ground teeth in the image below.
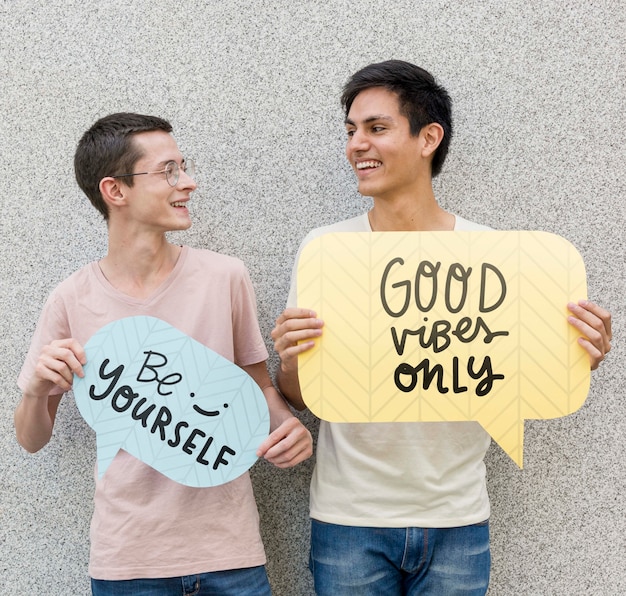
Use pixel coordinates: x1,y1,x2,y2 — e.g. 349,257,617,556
356,160,382,170
172,201,186,207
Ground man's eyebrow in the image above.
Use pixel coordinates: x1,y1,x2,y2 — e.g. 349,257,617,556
154,157,183,168
344,115,395,126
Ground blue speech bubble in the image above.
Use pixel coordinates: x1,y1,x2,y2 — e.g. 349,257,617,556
73,316,270,487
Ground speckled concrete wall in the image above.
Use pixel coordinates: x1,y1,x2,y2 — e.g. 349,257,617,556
1,1,624,594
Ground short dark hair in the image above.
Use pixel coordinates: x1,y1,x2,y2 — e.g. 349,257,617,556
74,112,173,220
341,60,452,177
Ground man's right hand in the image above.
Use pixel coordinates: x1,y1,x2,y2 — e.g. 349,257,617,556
25,338,86,397
271,308,323,410
15,338,86,453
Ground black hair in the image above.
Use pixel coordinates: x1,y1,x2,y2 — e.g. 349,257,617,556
341,60,452,177
74,112,173,220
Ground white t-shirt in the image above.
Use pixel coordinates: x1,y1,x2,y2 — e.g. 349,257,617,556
19,246,269,579
288,213,493,528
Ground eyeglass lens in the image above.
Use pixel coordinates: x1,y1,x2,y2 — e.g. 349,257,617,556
165,160,195,186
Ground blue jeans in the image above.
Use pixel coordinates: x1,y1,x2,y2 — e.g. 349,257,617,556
310,520,490,595
90,566,271,596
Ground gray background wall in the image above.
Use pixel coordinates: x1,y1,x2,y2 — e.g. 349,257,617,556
1,1,624,594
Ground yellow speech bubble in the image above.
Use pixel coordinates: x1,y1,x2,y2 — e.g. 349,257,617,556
297,231,590,468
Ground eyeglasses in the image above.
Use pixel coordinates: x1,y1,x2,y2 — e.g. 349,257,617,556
111,159,195,187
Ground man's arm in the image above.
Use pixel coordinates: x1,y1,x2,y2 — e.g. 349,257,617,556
271,308,324,411
14,338,86,453
243,361,313,468
567,300,612,370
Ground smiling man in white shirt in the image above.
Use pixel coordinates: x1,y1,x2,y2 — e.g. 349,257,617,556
271,60,612,596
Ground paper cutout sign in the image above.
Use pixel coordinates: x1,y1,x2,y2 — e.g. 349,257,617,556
73,316,270,487
297,231,590,467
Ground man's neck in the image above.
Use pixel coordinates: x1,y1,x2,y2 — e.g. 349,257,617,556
99,229,181,299
368,188,454,232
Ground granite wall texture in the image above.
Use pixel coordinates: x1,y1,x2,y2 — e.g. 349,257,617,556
1,1,624,594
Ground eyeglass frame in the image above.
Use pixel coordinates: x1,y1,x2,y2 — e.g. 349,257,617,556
109,159,195,188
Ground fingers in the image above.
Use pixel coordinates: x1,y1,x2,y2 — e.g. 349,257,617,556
256,417,313,468
576,337,604,370
271,308,324,369
273,307,318,328
578,300,612,341
32,339,86,393
567,300,612,370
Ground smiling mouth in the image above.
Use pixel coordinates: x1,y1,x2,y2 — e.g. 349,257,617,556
171,201,187,208
356,160,382,170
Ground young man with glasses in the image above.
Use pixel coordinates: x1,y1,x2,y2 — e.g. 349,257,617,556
15,112,312,596
272,60,612,595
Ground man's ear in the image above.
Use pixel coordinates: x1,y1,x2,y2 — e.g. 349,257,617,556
99,176,128,210
420,123,445,159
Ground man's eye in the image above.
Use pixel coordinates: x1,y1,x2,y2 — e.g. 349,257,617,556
165,162,177,176
346,129,355,137
372,126,385,133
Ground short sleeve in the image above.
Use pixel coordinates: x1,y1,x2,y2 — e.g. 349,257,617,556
230,263,269,367
17,291,70,396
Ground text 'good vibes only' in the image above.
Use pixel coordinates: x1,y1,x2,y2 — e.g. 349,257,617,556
380,259,509,397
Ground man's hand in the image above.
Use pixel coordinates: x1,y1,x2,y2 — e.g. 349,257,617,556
271,308,323,409
24,338,86,397
16,338,86,453
241,361,313,467
256,415,313,468
271,308,324,373
567,300,612,370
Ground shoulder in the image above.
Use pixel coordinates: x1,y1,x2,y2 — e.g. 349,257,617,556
47,262,98,302
182,246,250,281
300,213,370,245
453,214,493,231
27,262,97,341
184,246,246,270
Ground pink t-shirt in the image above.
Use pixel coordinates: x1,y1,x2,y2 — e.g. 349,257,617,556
18,246,269,580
